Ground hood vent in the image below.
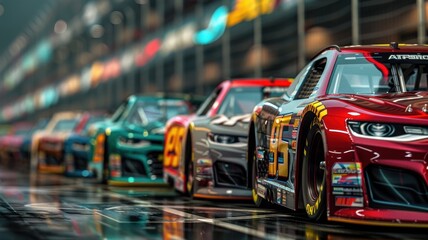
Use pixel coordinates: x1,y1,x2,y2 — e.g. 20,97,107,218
405,104,413,112
405,103,428,113
423,104,428,113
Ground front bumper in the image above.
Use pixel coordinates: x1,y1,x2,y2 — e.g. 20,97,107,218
63,150,94,178
329,137,428,227
193,186,252,200
107,145,164,185
330,208,428,227
193,140,251,199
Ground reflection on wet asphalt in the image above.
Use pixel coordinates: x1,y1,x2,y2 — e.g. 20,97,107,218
0,167,427,240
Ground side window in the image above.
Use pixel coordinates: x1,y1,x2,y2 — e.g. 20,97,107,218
196,87,222,116
127,109,143,125
295,58,327,99
404,65,428,91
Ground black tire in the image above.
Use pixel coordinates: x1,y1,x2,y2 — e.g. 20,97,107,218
184,132,194,197
301,117,327,221
251,142,269,207
101,135,109,184
186,159,194,197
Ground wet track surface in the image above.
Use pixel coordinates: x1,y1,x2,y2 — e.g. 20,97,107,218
0,167,427,239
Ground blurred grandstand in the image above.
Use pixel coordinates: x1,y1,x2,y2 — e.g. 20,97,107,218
0,0,425,123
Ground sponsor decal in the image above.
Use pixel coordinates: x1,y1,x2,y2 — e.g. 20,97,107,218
335,196,363,207
333,187,363,195
332,162,362,187
257,150,264,160
292,129,297,139
332,163,363,199
388,54,428,60
282,190,287,205
196,159,212,166
257,184,266,198
291,140,297,150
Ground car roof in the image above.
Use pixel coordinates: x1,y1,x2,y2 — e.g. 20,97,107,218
319,43,428,55
129,93,197,101
228,78,293,87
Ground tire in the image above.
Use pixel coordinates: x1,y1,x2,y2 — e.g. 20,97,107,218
184,132,194,197
186,159,194,197
101,135,110,184
251,140,269,207
301,117,327,221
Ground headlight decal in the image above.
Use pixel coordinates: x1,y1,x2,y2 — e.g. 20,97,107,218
364,123,395,137
208,132,240,144
118,136,151,147
404,126,428,135
348,121,428,141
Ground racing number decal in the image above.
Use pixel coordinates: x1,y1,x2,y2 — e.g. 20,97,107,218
268,120,279,177
268,115,291,179
164,125,186,168
277,129,289,179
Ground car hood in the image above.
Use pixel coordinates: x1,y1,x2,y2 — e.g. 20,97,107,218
324,92,428,119
40,132,72,143
2,135,25,147
123,121,166,135
202,114,251,137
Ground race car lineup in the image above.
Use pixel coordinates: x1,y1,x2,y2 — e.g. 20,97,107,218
163,79,293,200
1,43,428,228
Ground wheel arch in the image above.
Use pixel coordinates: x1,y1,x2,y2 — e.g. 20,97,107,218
295,107,328,209
295,110,326,210
183,126,194,194
184,127,193,168
247,120,256,189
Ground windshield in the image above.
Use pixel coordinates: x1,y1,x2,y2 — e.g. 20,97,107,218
126,99,190,125
110,100,129,123
14,128,32,135
32,119,49,132
52,119,78,132
82,116,106,133
327,53,428,95
218,87,283,117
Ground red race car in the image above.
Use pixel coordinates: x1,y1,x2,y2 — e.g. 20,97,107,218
36,112,100,174
248,43,428,227
163,78,292,199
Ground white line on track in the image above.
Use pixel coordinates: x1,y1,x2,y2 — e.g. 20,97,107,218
104,191,295,240
1,183,295,239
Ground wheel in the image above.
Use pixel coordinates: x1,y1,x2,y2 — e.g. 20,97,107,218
101,136,110,184
186,159,194,197
251,147,268,207
102,168,110,184
301,117,327,221
184,132,194,197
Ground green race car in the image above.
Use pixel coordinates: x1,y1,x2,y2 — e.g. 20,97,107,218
88,93,201,185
